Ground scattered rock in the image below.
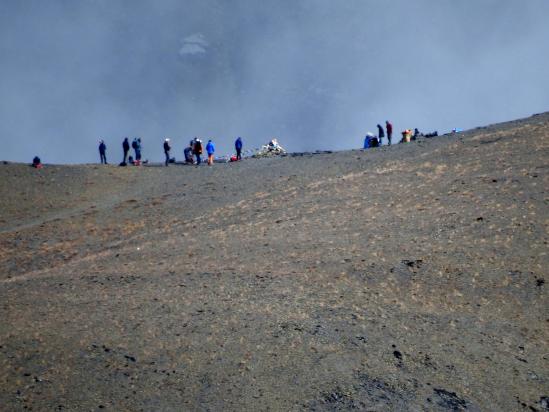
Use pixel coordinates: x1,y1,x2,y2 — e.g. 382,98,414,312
434,388,468,410
402,259,423,269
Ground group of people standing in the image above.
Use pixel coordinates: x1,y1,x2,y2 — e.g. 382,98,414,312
97,121,439,166
364,121,393,148
117,137,143,166
364,120,437,149
98,136,244,167
179,137,214,166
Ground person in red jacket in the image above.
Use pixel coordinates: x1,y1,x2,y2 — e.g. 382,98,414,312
386,120,393,146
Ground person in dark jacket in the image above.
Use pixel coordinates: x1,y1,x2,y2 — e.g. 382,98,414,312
377,124,385,146
99,139,107,164
184,144,194,164
163,138,171,166
193,138,203,165
235,137,243,160
32,156,43,168
122,137,130,164
385,121,393,146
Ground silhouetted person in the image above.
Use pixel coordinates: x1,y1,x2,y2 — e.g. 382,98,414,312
99,139,107,164
163,138,171,166
235,137,243,160
122,137,130,164
377,124,384,145
386,121,393,146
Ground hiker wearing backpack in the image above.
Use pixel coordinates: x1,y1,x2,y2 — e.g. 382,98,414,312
99,139,107,164
206,139,215,166
386,121,393,146
193,138,203,165
163,138,171,166
131,138,142,165
235,137,243,160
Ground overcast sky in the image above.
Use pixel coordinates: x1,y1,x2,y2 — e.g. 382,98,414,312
1,0,548,163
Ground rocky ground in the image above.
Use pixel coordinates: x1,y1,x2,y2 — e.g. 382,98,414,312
0,113,548,411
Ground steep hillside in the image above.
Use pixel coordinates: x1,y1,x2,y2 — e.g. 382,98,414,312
1,113,548,411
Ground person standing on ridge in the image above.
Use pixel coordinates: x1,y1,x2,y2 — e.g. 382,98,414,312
163,138,171,166
235,137,243,160
193,137,203,165
99,139,107,164
132,138,138,160
132,138,142,165
386,121,393,146
122,137,130,165
206,139,215,166
377,124,384,146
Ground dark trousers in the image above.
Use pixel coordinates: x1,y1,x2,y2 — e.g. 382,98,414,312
387,133,392,146
165,152,170,166
100,152,107,164
195,154,201,165
236,148,242,160
123,150,129,163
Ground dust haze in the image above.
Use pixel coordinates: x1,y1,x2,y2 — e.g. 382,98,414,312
1,0,548,163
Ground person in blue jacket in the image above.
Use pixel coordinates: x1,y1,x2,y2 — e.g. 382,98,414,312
235,137,243,160
364,132,378,149
206,139,215,166
184,143,194,164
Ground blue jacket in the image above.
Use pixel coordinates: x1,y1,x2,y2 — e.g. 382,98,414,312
363,136,370,149
206,141,215,155
235,137,243,150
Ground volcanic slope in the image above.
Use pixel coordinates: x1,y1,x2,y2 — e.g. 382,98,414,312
1,113,548,411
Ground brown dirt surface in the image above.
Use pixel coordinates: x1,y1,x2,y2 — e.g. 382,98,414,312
1,113,548,411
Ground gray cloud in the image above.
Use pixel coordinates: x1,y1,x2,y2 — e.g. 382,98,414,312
1,0,548,163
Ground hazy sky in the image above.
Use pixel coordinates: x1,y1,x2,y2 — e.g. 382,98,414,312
1,0,548,163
